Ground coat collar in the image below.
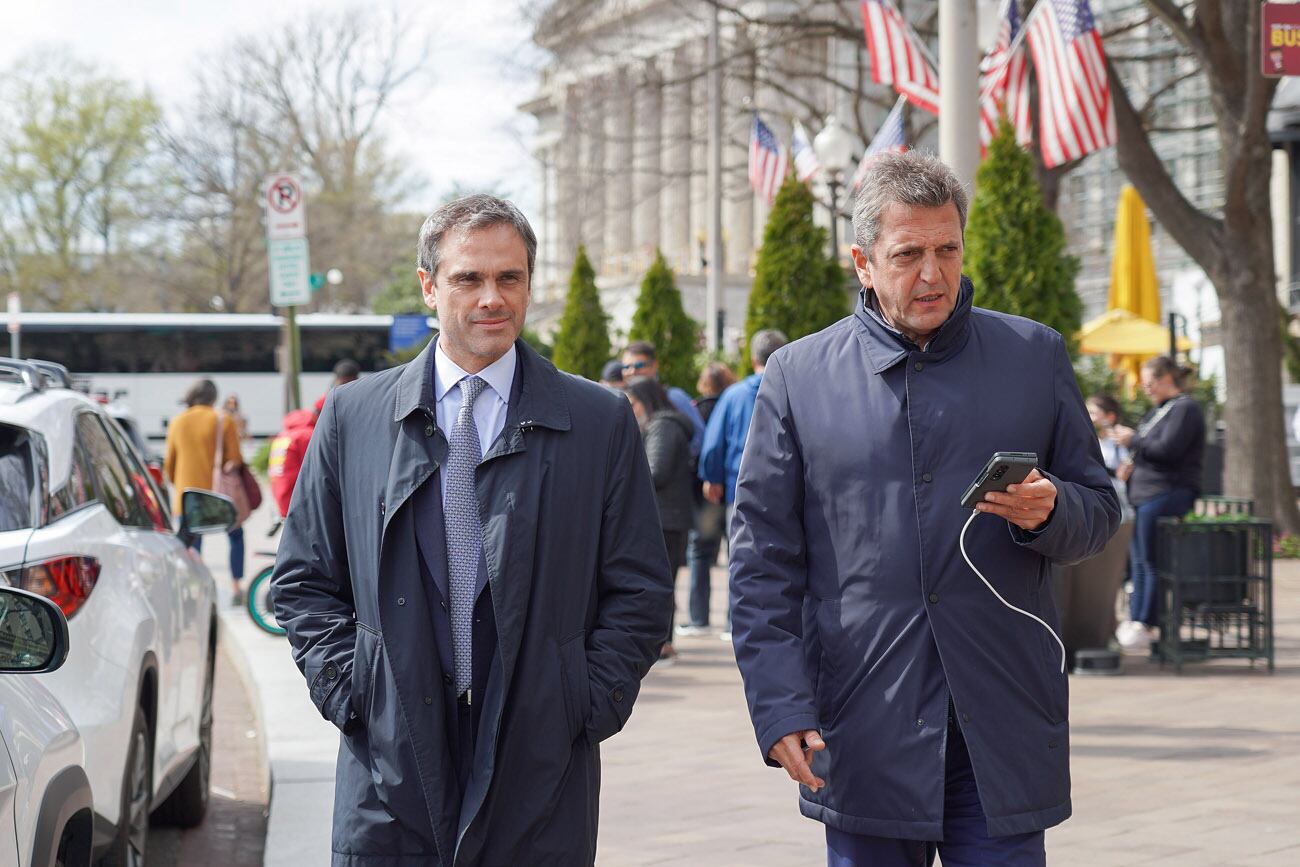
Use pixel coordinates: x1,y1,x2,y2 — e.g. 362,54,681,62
853,275,975,374
393,337,572,433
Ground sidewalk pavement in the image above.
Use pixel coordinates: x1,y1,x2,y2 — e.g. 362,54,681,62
206,505,1300,866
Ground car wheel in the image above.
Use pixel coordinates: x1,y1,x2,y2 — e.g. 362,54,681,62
154,647,213,827
98,706,151,867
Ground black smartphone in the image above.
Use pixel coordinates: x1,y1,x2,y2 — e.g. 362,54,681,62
959,452,1039,510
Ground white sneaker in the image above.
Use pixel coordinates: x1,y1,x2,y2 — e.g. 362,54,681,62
1118,622,1156,652
674,624,711,638
1114,620,1139,645
719,631,732,642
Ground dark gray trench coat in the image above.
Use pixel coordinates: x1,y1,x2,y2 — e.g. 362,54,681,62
272,339,673,866
731,280,1121,841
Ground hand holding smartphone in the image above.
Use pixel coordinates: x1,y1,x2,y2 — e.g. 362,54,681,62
959,452,1039,510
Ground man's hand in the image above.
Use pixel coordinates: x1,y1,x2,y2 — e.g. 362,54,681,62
768,730,826,791
703,482,724,505
977,468,1057,531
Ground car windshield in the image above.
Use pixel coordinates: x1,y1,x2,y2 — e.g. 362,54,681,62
0,425,35,531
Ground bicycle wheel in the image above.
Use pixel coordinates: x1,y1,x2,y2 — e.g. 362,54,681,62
247,565,286,636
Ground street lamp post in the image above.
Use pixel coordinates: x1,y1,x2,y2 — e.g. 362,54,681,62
813,115,855,262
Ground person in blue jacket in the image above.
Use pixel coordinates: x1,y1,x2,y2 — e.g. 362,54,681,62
697,329,787,637
730,151,1120,867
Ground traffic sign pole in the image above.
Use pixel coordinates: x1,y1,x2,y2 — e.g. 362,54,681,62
264,173,308,413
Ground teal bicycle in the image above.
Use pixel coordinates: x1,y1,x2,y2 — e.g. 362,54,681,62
246,521,286,636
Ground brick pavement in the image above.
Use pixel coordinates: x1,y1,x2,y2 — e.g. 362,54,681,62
599,562,1300,866
147,635,269,867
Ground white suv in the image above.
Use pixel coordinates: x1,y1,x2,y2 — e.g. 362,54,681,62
0,359,229,866
0,584,93,867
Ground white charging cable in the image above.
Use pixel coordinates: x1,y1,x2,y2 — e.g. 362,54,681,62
959,510,1066,674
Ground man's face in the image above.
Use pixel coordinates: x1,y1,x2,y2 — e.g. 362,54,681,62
621,351,658,380
418,223,531,373
851,201,964,346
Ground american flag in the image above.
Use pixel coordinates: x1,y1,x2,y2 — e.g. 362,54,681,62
1025,0,1116,168
852,97,907,190
749,114,789,205
979,0,1031,153
860,0,940,116
791,119,820,182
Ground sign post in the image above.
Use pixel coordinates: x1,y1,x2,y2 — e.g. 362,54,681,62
264,173,307,412
6,293,19,359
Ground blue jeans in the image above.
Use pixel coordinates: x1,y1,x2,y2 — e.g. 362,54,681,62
826,717,1045,866
1128,488,1196,626
190,527,246,581
686,500,727,626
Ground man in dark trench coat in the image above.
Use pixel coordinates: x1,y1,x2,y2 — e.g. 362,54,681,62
272,194,674,866
730,152,1121,866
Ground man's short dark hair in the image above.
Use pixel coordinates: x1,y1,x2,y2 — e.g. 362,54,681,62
750,329,789,368
333,358,360,383
623,341,657,361
416,194,537,280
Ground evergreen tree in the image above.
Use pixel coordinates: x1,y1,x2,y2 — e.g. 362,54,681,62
551,245,611,380
965,115,1082,355
628,249,700,392
744,175,849,370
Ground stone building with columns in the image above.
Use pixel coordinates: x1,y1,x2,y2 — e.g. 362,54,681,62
522,0,850,349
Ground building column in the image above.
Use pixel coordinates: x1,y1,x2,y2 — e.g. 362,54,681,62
556,85,582,283
578,80,606,268
632,60,663,272
724,29,755,276
603,67,634,275
660,48,693,275
689,38,709,277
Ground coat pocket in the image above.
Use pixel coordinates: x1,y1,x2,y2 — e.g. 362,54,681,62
350,622,382,725
558,630,591,741
810,598,844,721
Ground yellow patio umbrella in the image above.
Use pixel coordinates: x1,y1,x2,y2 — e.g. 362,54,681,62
1102,185,1164,390
1079,308,1193,356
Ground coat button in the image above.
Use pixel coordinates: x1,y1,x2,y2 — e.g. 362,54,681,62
324,664,337,680
397,597,406,606
914,361,923,372
443,674,452,685
916,718,925,727
424,696,433,705
440,600,448,611
612,687,625,703
425,424,434,436
962,712,971,723
928,593,940,604
922,472,933,483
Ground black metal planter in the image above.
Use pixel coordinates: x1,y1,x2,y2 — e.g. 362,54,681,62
1154,517,1275,673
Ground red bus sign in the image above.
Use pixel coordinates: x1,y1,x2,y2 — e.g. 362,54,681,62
1264,2,1300,77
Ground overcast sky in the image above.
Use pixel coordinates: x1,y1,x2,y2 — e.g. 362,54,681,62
0,0,543,214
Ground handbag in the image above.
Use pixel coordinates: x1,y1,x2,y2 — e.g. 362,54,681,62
213,413,252,528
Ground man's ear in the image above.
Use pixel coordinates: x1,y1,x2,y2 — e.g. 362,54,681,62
417,268,436,310
850,245,873,289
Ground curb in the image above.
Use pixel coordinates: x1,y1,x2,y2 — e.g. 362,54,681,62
216,613,272,802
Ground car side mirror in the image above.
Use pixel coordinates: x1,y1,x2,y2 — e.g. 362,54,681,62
0,586,71,674
179,489,237,542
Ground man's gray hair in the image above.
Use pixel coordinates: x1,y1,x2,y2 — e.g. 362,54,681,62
416,194,538,279
750,329,789,368
852,151,968,258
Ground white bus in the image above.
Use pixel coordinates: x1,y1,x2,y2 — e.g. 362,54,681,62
12,312,428,440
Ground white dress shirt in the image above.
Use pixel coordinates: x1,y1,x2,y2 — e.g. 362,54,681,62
433,339,516,505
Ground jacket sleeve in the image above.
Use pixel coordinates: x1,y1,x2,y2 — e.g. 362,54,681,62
270,392,358,732
1009,336,1122,565
163,425,177,484
586,400,675,744
698,392,729,485
1132,399,1204,468
728,354,819,763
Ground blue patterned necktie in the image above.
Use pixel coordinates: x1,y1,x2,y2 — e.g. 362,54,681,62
445,375,487,697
